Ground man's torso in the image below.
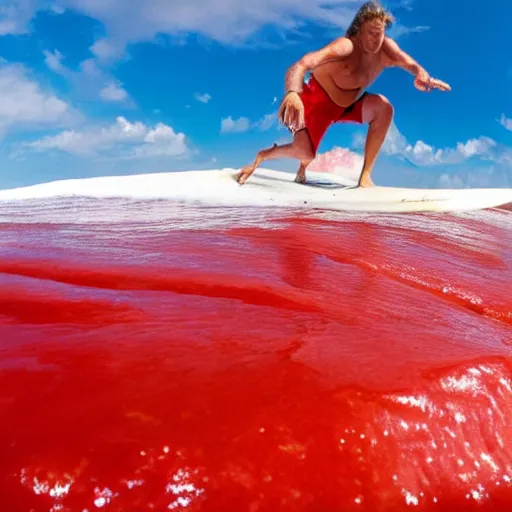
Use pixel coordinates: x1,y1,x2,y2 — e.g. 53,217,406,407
311,42,388,107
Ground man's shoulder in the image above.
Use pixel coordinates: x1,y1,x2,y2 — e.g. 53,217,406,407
379,37,403,65
328,36,355,54
381,37,401,54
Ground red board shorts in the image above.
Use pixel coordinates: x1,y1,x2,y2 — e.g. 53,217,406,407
294,75,367,154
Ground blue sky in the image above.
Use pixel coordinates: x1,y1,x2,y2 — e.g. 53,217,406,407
0,0,510,189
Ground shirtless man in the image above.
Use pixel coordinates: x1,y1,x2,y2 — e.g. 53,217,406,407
236,0,450,187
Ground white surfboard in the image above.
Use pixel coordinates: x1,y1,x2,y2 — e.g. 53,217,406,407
227,168,512,213
0,167,510,214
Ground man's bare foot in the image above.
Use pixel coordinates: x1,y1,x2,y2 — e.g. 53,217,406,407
358,175,375,187
294,171,306,184
294,162,308,184
237,165,255,185
237,144,278,185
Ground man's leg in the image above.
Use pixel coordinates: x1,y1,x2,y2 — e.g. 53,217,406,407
237,130,315,185
358,94,394,187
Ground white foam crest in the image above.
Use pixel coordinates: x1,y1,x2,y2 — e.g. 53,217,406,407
0,198,281,231
301,208,512,255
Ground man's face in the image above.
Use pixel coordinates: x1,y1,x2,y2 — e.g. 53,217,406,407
359,18,385,53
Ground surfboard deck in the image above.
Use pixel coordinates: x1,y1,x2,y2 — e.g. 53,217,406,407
229,168,512,213
1,167,510,214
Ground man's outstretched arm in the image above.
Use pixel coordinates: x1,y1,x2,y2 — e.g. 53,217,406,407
382,37,451,91
284,37,354,93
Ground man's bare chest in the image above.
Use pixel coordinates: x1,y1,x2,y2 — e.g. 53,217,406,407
316,56,385,88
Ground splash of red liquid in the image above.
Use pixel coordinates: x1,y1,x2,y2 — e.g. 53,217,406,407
0,204,511,511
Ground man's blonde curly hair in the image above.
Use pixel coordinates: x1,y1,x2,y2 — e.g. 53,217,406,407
346,1,395,37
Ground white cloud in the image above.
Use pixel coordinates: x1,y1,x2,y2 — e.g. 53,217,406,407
43,49,131,104
220,116,251,133
50,4,65,14
355,121,498,166
0,0,37,35
399,137,497,166
20,116,189,158
499,114,512,131
438,165,511,189
90,38,121,62
43,49,66,74
3,1,423,56
194,92,211,104
415,137,495,165
387,24,429,39
0,62,75,135
256,112,277,131
315,142,511,189
220,112,276,133
100,82,129,102
59,0,361,46
79,58,102,77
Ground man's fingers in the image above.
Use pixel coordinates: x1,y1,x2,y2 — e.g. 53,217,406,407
290,107,297,126
439,80,451,91
298,110,305,130
293,107,300,128
431,78,451,92
285,106,297,129
278,104,285,123
279,101,305,131
283,106,290,126
285,107,294,128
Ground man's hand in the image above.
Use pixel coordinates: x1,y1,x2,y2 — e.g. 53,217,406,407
414,72,452,92
429,78,451,91
413,68,432,91
278,92,306,132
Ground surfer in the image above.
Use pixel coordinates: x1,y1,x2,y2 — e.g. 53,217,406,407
236,0,451,187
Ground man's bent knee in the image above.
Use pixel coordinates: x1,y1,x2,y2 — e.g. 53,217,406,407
363,94,394,123
376,94,394,119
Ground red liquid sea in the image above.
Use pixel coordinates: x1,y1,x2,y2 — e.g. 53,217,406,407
0,196,511,511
